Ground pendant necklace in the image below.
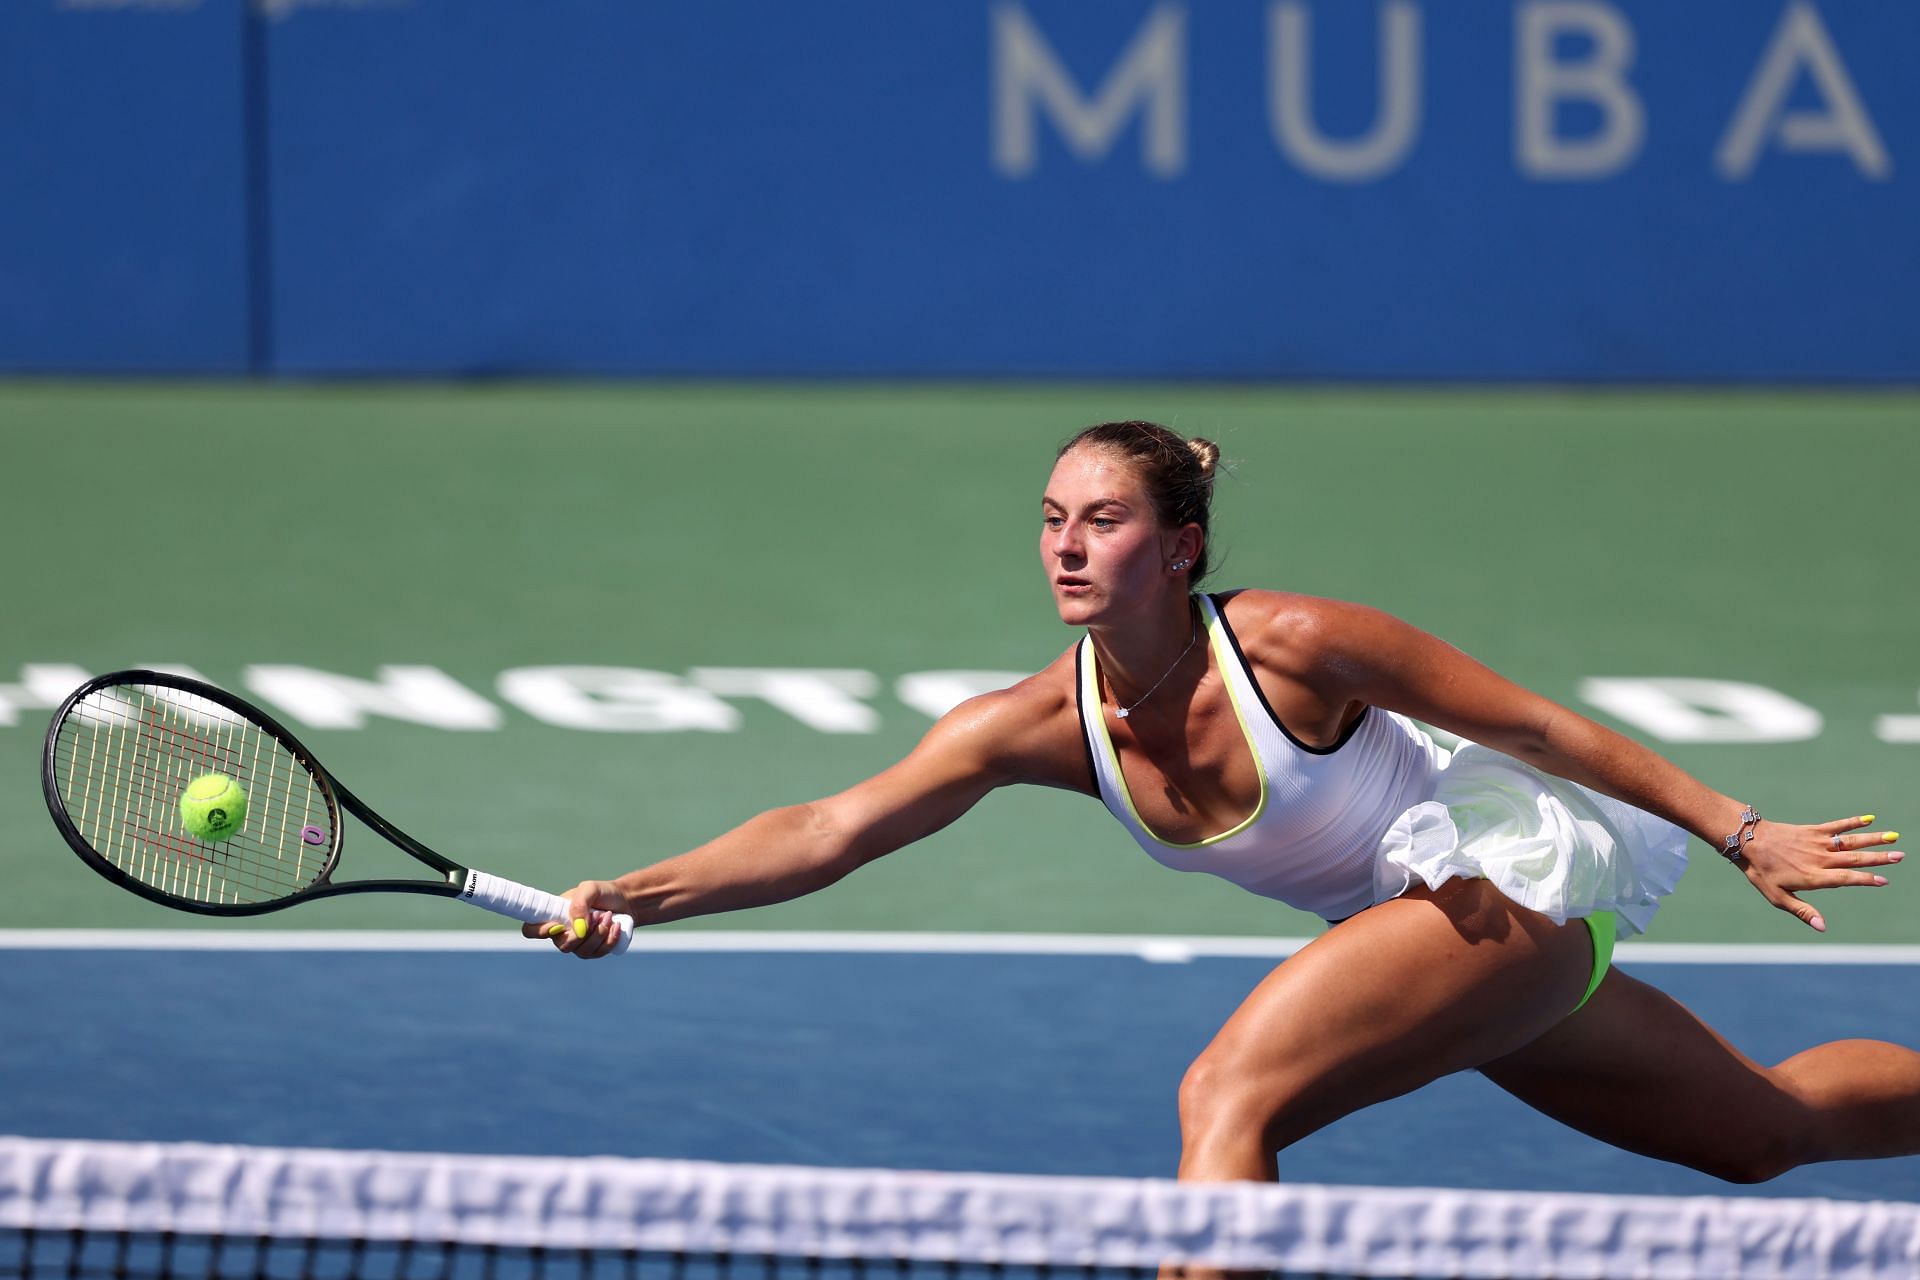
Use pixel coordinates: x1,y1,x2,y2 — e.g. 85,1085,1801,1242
1113,614,1201,719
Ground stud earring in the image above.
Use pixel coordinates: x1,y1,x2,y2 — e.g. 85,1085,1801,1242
1170,559,1190,572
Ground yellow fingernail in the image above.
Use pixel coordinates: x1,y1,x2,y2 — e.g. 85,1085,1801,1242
1861,815,1876,825
545,924,563,938
1885,832,1900,843
574,918,588,939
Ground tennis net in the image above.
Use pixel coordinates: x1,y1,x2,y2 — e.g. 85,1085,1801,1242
2,1136,1915,1280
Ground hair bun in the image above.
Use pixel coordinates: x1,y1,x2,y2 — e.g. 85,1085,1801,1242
1187,437,1220,479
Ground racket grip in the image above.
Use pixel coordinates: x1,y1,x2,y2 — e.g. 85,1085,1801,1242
459,870,635,956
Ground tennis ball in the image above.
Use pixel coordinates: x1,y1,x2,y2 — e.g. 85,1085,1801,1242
179,773,247,843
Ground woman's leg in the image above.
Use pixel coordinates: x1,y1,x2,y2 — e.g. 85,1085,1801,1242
1479,966,1920,1182
1176,876,1597,1181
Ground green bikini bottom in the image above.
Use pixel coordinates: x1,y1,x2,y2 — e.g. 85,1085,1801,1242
1576,911,1616,1013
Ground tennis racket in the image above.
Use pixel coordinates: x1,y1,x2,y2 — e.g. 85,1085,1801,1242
41,669,632,952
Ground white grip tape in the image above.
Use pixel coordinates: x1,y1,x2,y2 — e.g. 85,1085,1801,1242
460,870,634,955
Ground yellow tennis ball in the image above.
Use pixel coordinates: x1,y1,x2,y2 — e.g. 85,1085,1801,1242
179,773,247,843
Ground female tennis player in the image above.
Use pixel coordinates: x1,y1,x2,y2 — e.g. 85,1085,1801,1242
535,420,1919,1184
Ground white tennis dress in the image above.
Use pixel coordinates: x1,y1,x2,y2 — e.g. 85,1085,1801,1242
1075,594,1689,938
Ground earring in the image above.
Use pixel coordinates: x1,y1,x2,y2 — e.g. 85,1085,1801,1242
1170,559,1190,572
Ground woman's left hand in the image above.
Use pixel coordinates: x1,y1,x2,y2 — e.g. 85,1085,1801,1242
1736,815,1902,932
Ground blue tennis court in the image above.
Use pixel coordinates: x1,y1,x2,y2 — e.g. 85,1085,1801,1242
6,943,1916,1201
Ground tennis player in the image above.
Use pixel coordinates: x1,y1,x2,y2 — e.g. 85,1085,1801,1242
534,420,1919,1184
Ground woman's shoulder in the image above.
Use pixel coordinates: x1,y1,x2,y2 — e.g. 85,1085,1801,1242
929,645,1089,792
1219,586,1452,686
1215,587,1346,652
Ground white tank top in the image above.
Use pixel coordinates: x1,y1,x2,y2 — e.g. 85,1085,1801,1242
1076,593,1447,922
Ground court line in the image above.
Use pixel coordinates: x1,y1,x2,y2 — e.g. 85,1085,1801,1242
2,929,1918,964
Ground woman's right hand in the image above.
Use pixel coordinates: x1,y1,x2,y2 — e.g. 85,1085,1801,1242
522,879,632,958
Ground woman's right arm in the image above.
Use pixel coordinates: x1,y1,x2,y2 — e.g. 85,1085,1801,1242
530,673,1083,956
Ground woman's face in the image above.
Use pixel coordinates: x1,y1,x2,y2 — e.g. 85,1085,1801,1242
1040,447,1174,625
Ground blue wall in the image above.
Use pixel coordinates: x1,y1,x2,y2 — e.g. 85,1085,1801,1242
3,1,1914,379
0,2,249,372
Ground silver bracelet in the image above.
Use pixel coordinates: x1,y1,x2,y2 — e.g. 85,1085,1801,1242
1721,805,1761,865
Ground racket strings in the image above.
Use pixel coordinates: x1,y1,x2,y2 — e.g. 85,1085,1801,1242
50,684,331,907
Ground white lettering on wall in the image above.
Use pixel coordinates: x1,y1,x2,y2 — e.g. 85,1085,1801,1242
984,4,1898,184
245,665,500,731
1715,2,1889,181
1268,1,1422,182
1578,677,1822,743
1516,2,1645,179
991,2,1187,178
497,667,738,733
895,671,1029,720
690,668,881,733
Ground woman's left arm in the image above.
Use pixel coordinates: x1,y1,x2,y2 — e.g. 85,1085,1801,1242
1298,597,1901,932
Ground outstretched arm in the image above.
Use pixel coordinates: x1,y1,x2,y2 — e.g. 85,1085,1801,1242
1268,595,1901,932
533,674,1084,956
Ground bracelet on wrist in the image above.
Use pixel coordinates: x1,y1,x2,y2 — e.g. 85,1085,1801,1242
1721,805,1761,866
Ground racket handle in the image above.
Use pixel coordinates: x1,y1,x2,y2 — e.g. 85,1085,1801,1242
459,869,634,956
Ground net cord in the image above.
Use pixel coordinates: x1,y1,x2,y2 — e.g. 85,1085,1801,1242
2,1137,1916,1280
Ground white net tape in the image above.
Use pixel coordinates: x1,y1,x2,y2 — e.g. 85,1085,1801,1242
2,1136,1916,1279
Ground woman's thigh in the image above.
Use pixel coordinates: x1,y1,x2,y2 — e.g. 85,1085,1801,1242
1186,876,1598,1152
1476,967,1811,1181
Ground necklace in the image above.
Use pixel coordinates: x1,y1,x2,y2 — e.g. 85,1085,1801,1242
1112,615,1201,719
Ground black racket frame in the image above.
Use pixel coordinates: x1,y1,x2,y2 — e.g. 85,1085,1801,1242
43,669,470,917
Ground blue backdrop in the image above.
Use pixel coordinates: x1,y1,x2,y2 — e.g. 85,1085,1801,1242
3,0,1914,379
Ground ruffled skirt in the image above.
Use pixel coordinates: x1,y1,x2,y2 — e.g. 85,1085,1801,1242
1372,743,1689,939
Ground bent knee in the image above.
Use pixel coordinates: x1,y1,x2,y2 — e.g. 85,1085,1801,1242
1178,1049,1296,1145
1687,1115,1806,1185
1177,1052,1232,1126
1693,1141,1796,1185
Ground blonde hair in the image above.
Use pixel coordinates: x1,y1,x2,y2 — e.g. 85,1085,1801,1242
1057,421,1222,584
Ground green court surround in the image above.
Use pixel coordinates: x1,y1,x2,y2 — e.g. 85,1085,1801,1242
2,382,1913,944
